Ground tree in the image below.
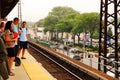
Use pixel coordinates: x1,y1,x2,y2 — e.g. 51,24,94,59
35,19,44,27
43,6,79,40
71,13,100,45
71,14,84,45
81,12,100,45
55,12,80,41
43,15,58,32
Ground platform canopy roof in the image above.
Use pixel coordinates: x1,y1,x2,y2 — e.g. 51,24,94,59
1,0,19,18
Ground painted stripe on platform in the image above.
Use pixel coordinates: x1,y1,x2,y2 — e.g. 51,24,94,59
23,63,55,80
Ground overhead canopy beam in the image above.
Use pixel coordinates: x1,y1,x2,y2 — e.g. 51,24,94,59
1,0,19,18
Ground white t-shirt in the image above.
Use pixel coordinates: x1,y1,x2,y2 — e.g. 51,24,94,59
19,27,28,41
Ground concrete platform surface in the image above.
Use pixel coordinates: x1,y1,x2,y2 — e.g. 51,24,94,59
8,50,55,80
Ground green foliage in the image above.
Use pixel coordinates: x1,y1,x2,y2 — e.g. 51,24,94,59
35,19,44,27
92,31,99,39
43,6,79,33
71,12,100,35
36,6,100,46
43,15,58,32
51,38,63,44
36,41,50,48
85,45,99,52
55,18,73,33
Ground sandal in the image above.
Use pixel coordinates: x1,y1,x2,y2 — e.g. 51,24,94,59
10,72,15,76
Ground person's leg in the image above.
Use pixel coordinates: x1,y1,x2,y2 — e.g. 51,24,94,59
22,49,25,57
8,57,15,71
7,48,15,76
21,41,27,59
17,48,21,56
17,41,22,57
8,57,15,76
21,48,26,59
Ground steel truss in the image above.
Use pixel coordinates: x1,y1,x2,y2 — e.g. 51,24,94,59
18,0,22,26
99,0,120,78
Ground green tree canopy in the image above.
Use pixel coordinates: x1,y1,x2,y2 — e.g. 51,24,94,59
56,12,80,33
43,6,79,32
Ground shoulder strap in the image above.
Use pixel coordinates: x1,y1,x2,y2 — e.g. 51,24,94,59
19,27,22,30
20,27,27,31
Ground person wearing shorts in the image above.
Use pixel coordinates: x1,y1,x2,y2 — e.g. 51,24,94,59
4,21,17,76
17,21,28,59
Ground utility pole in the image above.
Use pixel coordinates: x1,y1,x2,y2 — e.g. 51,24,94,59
18,0,22,27
99,0,120,78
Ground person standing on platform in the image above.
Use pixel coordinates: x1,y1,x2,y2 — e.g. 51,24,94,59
17,21,28,59
0,22,10,80
4,21,17,76
12,17,20,57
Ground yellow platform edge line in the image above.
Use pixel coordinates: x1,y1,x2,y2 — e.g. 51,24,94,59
22,63,56,80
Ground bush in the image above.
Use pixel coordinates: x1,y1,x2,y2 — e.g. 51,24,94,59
36,41,50,48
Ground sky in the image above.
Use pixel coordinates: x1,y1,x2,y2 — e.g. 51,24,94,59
7,0,100,22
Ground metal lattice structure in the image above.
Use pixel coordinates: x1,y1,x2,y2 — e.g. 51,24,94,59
18,0,22,26
99,0,120,78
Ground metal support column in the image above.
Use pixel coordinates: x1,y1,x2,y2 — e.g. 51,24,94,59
99,0,120,78
18,0,22,27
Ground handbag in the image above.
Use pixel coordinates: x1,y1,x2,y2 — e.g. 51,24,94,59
14,57,21,66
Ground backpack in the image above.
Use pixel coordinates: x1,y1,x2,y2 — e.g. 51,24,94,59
14,57,21,66
19,27,27,33
19,27,28,38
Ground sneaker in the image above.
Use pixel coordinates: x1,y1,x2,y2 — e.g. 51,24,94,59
21,57,26,59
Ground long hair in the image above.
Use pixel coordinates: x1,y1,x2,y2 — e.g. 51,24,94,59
0,22,4,28
5,21,13,32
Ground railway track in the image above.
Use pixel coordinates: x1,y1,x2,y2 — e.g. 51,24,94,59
29,46,79,80
28,42,99,80
28,41,117,80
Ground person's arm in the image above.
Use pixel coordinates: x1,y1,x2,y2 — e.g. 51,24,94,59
5,33,16,42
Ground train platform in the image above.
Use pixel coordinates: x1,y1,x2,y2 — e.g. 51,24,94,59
8,50,56,80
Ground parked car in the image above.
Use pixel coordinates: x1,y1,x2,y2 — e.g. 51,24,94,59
106,53,120,67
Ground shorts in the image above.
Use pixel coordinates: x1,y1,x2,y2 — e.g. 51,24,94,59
19,41,28,49
7,47,15,57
